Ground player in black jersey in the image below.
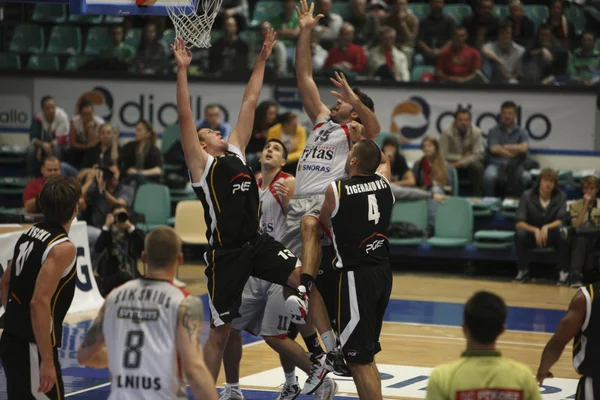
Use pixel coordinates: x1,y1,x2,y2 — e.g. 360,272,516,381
0,176,81,400
537,283,600,397
172,34,315,386
319,140,394,400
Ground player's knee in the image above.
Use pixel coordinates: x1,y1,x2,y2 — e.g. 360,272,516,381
209,325,232,348
301,216,321,236
263,334,287,345
347,361,374,372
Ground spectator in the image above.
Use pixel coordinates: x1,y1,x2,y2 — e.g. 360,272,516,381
324,23,367,77
315,0,344,49
195,104,232,141
347,0,380,46
369,0,389,23
246,101,278,170
381,136,416,186
134,21,169,75
384,0,419,60
367,26,410,81
436,27,486,83
23,156,61,213
439,108,484,196
416,0,455,66
481,22,525,83
545,0,575,49
413,136,454,195
311,29,329,72
78,123,120,181
249,22,287,77
67,100,105,169
514,168,569,284
120,120,163,187
209,17,249,76
505,0,536,48
521,24,568,84
483,101,532,197
102,26,136,64
568,31,600,85
462,0,500,49
218,0,249,31
269,0,300,46
27,96,70,177
267,112,307,174
568,175,600,287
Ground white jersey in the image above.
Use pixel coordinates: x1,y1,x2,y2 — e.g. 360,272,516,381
258,170,291,242
103,278,189,400
295,118,352,196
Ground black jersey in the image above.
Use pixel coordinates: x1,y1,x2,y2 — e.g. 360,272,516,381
573,283,600,377
191,144,260,248
3,222,77,347
330,174,395,270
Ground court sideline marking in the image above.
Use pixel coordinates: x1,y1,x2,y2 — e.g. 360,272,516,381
380,332,570,349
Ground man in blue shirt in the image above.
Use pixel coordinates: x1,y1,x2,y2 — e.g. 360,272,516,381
483,101,532,196
195,104,232,140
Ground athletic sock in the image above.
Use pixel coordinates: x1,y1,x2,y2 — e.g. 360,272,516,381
320,330,336,353
226,382,240,389
303,332,324,358
284,371,297,385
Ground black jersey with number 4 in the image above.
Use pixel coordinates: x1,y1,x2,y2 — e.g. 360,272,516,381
330,174,395,270
191,144,259,248
3,222,77,347
573,283,600,377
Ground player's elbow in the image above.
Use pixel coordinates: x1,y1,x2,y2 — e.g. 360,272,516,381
76,349,90,365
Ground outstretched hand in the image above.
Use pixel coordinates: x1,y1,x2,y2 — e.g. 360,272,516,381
330,71,359,105
258,28,277,61
171,37,192,69
296,0,324,31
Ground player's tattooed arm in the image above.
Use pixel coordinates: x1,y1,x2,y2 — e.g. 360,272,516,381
177,296,204,348
77,303,108,368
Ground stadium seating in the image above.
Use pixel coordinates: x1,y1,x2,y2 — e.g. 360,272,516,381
389,200,428,246
125,28,143,48
493,5,509,18
84,27,112,56
68,14,103,24
473,230,515,249
65,55,89,71
565,6,587,35
47,26,83,55
332,2,352,19
0,53,21,70
523,5,550,27
408,4,430,20
26,55,60,71
31,3,67,23
251,1,283,26
426,197,473,247
445,4,472,25
174,200,209,245
9,24,45,54
161,123,181,174
133,183,171,231
411,65,435,82
161,29,176,49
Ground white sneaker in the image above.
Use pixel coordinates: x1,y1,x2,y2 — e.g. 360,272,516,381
219,385,245,400
276,377,301,400
557,271,569,286
173,277,186,288
302,353,329,395
285,290,308,325
314,377,338,400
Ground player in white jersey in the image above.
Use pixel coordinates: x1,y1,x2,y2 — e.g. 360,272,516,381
220,139,337,400
77,227,218,400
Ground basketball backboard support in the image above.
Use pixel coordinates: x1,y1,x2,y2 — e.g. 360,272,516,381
68,0,186,16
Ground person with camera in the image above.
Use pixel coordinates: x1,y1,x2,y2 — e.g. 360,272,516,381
94,206,144,296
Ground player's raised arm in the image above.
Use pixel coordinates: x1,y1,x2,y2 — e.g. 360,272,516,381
228,29,277,154
377,152,392,182
172,38,209,183
295,0,330,124
77,302,108,369
176,296,218,400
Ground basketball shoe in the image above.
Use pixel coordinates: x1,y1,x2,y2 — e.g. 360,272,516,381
219,385,244,400
314,377,338,400
302,353,330,395
328,346,352,377
285,287,308,325
276,377,301,400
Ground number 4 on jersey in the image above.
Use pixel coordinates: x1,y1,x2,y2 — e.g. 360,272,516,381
368,194,380,224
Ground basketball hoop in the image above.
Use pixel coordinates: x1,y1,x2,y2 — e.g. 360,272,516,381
163,0,223,48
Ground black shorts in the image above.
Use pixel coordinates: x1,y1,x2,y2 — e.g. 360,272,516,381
205,233,299,326
337,264,392,364
0,333,64,400
576,376,600,399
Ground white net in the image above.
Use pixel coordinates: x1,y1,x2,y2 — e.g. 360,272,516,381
163,0,223,48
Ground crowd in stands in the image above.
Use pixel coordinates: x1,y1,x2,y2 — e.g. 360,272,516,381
2,0,599,84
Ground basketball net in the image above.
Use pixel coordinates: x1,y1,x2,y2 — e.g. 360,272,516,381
163,0,223,48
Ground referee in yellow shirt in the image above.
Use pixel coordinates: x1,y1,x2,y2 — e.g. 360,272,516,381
426,291,541,400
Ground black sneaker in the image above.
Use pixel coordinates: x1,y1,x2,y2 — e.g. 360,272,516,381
327,346,352,377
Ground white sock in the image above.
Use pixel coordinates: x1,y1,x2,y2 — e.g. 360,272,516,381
321,330,336,352
284,371,296,385
226,382,240,389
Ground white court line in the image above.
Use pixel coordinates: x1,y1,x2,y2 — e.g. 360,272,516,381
381,332,571,349
386,320,559,335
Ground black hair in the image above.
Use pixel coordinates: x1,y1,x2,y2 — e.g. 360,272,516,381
353,140,381,175
279,111,297,126
265,138,288,161
455,107,472,118
78,99,94,114
352,88,375,113
204,104,220,114
463,291,507,345
41,95,54,108
39,176,81,227
500,100,518,112
253,101,278,134
138,21,161,52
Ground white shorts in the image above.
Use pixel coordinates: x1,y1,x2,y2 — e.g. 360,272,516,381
280,195,327,260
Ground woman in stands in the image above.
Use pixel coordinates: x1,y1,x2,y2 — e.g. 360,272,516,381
381,135,416,187
134,21,169,75
78,123,120,182
120,120,163,187
67,100,105,169
545,0,575,50
245,100,279,169
266,111,306,174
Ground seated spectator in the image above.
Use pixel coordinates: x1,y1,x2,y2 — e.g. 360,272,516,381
120,120,163,187
134,21,169,75
78,123,120,181
196,104,232,141
369,0,388,23
545,0,575,50
95,206,145,286
481,22,525,83
381,136,416,186
568,175,600,287
439,108,484,196
384,0,419,61
514,168,568,284
483,101,532,197
521,24,568,84
27,95,70,177
209,17,249,76
315,0,343,49
249,22,287,77
23,156,61,213
347,0,380,47
505,1,536,48
311,30,329,73
367,26,409,81
269,0,300,46
246,101,278,170
463,0,500,50
568,31,600,85
102,25,136,64
217,0,249,31
324,23,367,78
416,0,455,66
67,100,105,169
267,112,307,174
436,27,486,83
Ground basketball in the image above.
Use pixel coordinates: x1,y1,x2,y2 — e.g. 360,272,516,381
135,0,157,6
